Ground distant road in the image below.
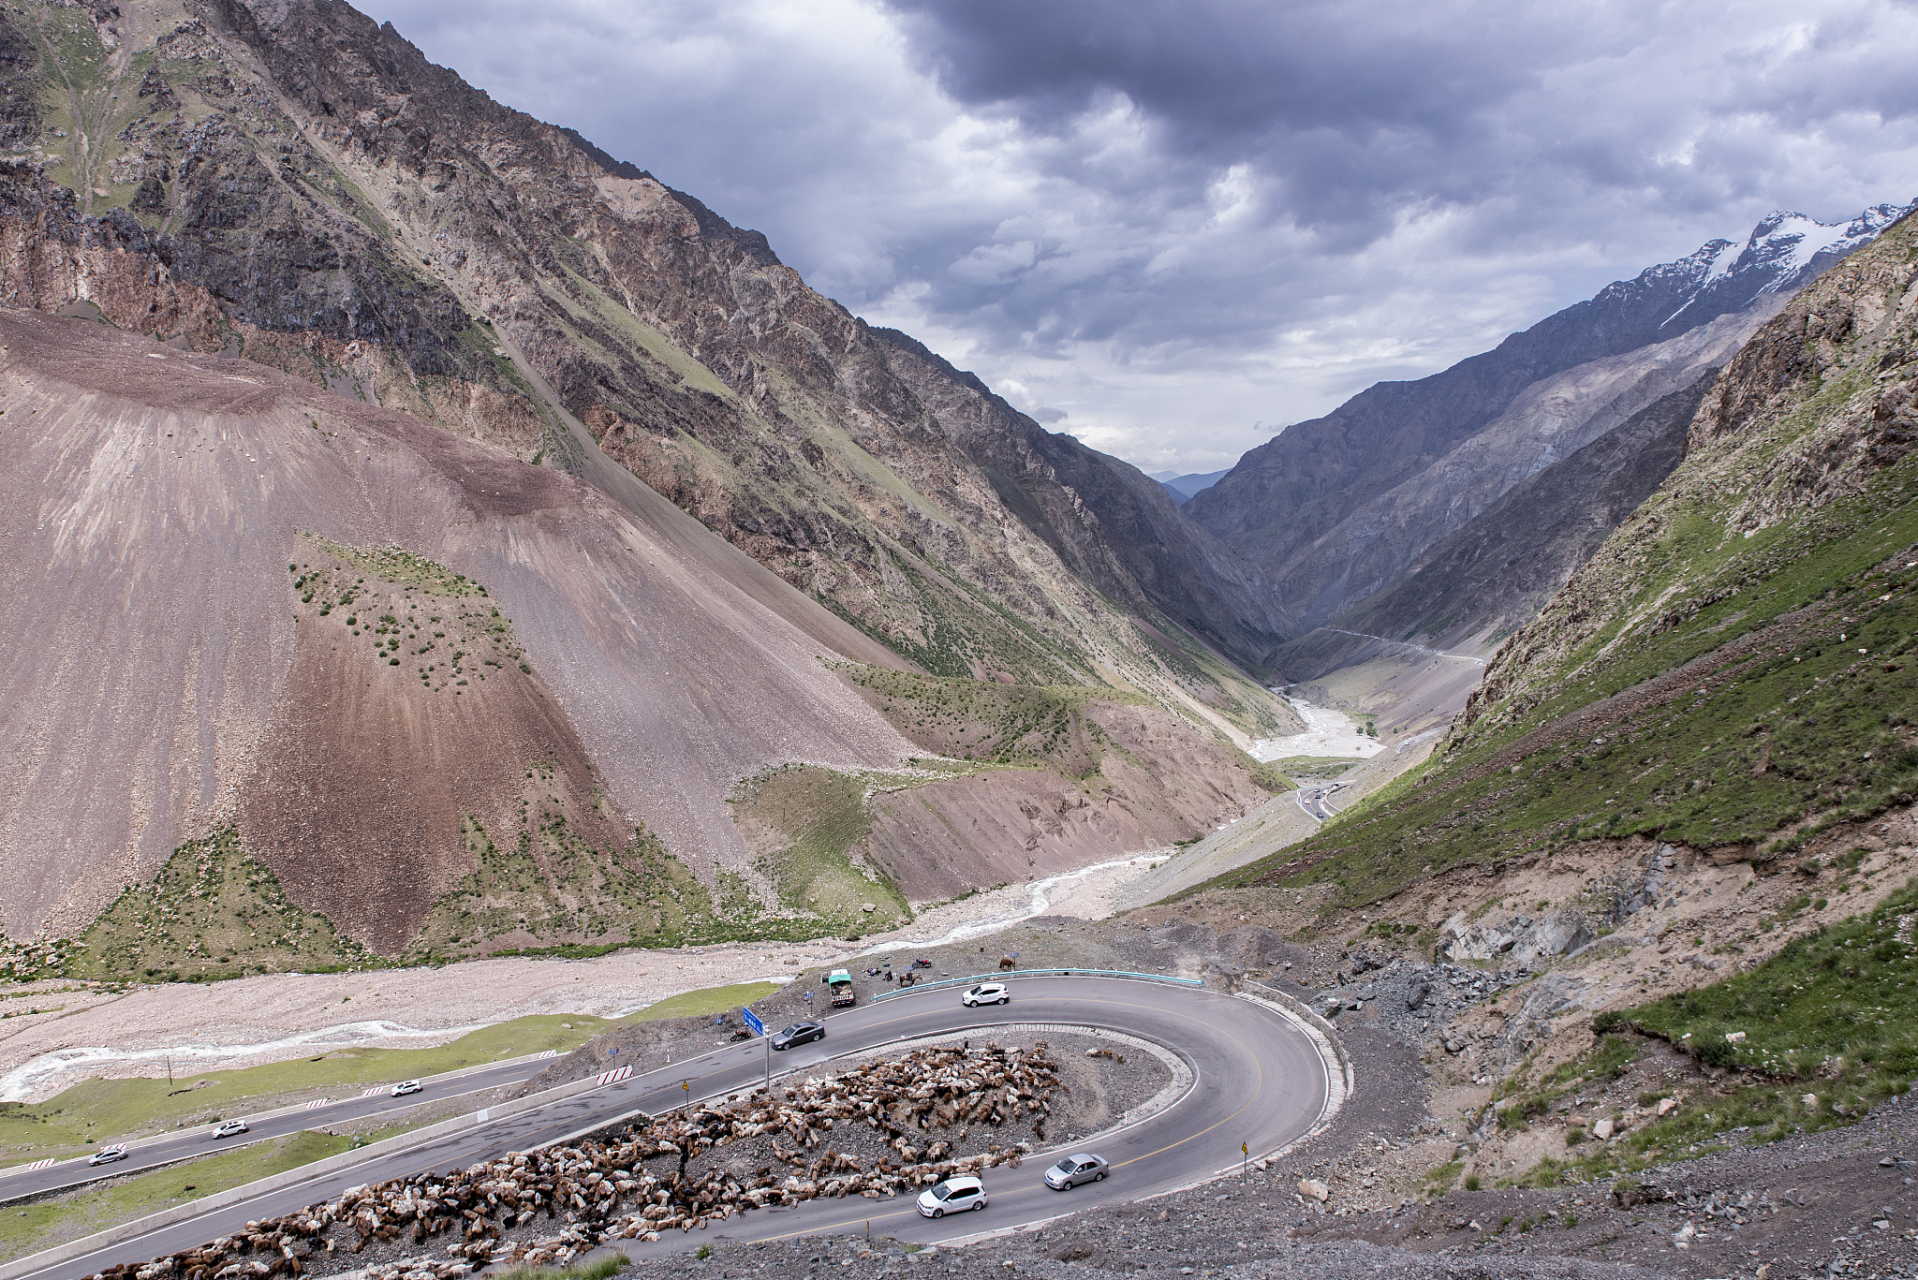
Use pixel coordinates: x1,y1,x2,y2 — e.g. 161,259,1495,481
1294,782,1347,823
1316,627,1488,666
0,1055,553,1205
13,976,1334,1278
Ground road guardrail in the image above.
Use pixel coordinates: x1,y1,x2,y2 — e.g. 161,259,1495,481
868,968,1203,1002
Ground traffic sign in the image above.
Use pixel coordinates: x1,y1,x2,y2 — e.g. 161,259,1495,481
743,1008,765,1037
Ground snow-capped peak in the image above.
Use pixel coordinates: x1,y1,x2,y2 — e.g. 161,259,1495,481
1741,208,1903,294
1656,198,1916,330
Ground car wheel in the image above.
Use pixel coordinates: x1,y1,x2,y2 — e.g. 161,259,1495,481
1094,1172,1105,1182
973,1200,986,1211
999,996,1008,1004
932,1208,944,1219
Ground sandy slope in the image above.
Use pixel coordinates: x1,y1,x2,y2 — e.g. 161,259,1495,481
0,310,912,941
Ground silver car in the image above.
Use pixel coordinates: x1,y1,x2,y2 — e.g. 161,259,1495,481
1043,1152,1109,1189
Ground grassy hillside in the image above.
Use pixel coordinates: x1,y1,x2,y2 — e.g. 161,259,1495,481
1192,212,1918,909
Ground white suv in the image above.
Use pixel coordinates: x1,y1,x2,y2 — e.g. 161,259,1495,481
917,1175,987,1218
961,983,1010,1007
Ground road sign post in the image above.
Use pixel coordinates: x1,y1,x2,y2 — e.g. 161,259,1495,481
743,1007,768,1095
1241,1141,1248,1183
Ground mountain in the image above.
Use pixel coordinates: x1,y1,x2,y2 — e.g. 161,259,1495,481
1157,470,1230,503
1201,204,1918,907
0,0,1291,967
0,0,1287,727
1270,369,1716,691
1187,203,1916,635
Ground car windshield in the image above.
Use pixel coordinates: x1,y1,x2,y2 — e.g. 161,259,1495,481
781,1024,805,1035
932,1182,955,1200
1052,1158,1075,1173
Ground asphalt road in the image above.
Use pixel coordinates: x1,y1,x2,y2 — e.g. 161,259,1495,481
1294,783,1346,822
0,1054,555,1205
15,977,1332,1278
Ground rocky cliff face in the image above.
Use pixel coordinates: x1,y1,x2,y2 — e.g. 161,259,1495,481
0,0,1285,734
1271,370,1717,683
1188,204,1915,634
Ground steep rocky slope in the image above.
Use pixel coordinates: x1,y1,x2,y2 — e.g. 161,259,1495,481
1271,370,1717,684
0,0,1287,736
0,309,913,951
0,310,1284,964
1189,204,1914,634
1201,206,1918,908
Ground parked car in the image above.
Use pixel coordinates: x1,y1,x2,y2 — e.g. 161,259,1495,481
1043,1152,1109,1190
212,1119,249,1139
87,1145,128,1167
917,1174,988,1218
771,1020,825,1050
391,1080,423,1097
961,983,1010,1007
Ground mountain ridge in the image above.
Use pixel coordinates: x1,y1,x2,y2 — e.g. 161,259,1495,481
1187,201,1917,635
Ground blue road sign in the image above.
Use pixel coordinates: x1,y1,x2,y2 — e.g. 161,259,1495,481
742,1008,765,1037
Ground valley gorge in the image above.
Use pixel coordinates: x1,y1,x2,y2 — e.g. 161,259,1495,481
2,3,1918,1278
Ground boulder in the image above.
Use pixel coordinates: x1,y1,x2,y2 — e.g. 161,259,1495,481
1298,1178,1330,1202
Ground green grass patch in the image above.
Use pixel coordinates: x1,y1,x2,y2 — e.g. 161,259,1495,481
1493,1037,1639,1131
1273,756,1363,782
0,1015,608,1164
59,830,377,983
621,981,782,1023
492,1258,626,1280
0,1131,351,1264
729,766,911,928
842,666,1145,772
1598,879,1918,1086
407,815,730,963
1523,888,1918,1184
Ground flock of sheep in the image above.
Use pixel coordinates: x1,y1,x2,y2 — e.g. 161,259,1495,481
82,1042,1065,1279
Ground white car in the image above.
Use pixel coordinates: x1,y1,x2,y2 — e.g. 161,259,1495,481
212,1119,248,1139
391,1080,423,1097
87,1145,127,1167
961,983,1010,1007
917,1174,988,1218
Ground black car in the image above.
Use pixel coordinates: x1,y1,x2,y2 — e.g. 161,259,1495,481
771,1020,825,1050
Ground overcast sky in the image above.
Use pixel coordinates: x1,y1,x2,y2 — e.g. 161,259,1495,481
355,0,1918,475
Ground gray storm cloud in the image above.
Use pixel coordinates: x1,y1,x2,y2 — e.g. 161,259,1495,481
353,0,1918,473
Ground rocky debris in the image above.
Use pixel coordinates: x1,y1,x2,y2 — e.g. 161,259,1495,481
1301,958,1522,1045
82,1043,1058,1280
1435,909,1593,966
322,1167,1662,1280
